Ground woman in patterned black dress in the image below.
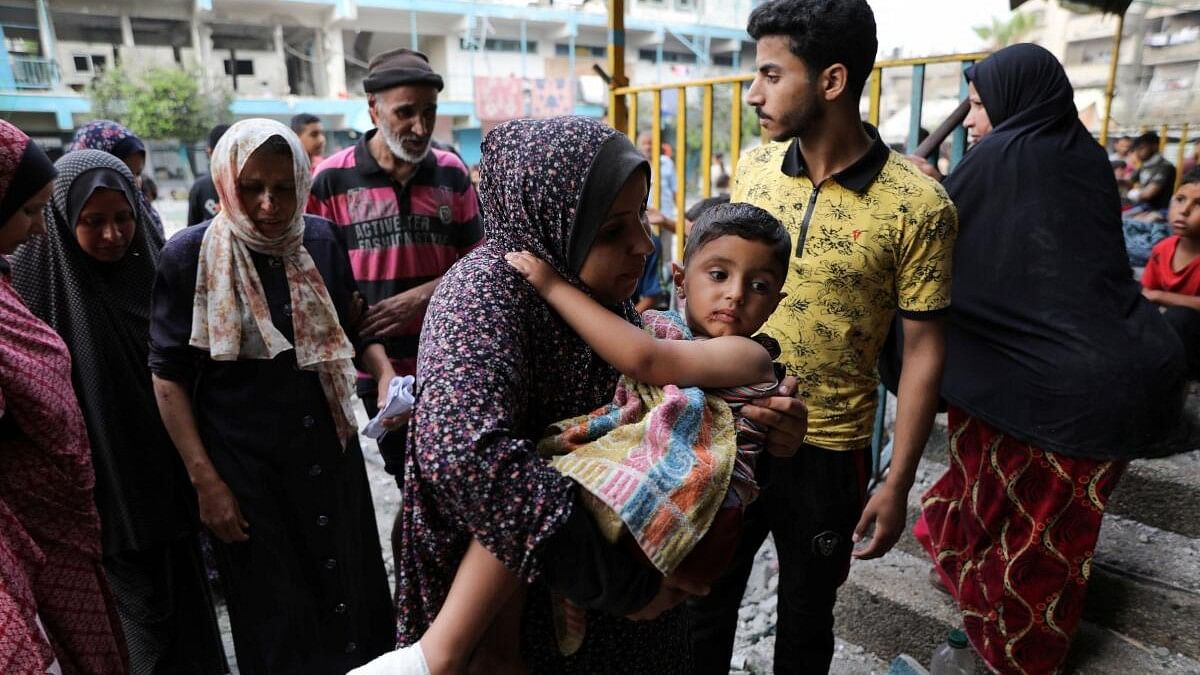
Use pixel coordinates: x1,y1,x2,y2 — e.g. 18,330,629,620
388,116,808,673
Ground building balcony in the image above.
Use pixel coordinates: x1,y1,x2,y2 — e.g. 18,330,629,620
1142,39,1200,66
9,56,58,90
1064,62,1114,88
1135,87,1200,122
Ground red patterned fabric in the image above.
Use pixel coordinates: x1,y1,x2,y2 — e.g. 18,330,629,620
914,407,1125,675
0,269,126,675
0,121,28,199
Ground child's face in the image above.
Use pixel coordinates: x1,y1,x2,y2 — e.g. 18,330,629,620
1168,183,1200,239
673,235,786,338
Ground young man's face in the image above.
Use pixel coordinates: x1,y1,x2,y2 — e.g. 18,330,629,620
299,122,326,158
1114,138,1132,155
1134,143,1156,162
1168,182,1200,239
673,234,785,339
746,35,822,142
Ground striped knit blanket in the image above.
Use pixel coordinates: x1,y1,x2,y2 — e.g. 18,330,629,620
537,310,738,576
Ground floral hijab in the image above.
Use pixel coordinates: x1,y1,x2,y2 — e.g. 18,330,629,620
189,118,357,445
69,120,165,238
69,120,145,160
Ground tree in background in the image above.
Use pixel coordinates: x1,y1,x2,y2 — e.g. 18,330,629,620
973,12,1041,49
88,66,231,143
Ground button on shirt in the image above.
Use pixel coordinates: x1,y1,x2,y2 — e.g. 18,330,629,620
733,125,958,450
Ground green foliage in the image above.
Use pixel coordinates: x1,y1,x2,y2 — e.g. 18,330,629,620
87,66,232,143
972,12,1040,48
87,67,136,123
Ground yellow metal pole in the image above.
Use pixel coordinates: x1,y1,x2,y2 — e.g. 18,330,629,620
868,67,882,126
627,93,638,139
652,89,662,212
1160,123,1169,154
1100,11,1124,147
702,84,714,198
730,82,742,182
675,86,687,264
607,0,628,131
1176,123,1190,191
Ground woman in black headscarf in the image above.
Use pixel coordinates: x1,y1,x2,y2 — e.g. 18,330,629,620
10,149,226,674
69,120,166,239
913,44,1188,674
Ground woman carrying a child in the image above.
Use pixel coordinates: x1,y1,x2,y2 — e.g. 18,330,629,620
358,116,807,674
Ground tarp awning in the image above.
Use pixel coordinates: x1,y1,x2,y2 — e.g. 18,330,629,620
1010,0,1132,13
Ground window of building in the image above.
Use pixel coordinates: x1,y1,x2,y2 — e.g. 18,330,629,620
637,48,697,64
223,59,255,76
713,53,734,67
675,0,698,9
72,55,90,72
555,43,607,58
460,37,538,53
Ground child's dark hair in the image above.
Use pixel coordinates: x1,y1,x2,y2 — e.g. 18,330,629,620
685,195,731,223
290,113,320,133
1181,166,1200,188
684,202,791,278
747,0,878,100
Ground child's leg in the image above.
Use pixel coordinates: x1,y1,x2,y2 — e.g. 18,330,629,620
420,538,523,674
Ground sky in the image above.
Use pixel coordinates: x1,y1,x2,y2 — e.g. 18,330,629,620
871,0,1015,57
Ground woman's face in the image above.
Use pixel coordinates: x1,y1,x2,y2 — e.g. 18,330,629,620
123,151,145,180
0,182,52,255
236,146,297,238
577,172,654,306
75,187,136,262
964,81,993,145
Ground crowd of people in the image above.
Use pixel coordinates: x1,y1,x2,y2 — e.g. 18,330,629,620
1,1,1197,674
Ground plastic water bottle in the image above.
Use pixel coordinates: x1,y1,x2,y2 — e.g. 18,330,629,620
930,629,974,675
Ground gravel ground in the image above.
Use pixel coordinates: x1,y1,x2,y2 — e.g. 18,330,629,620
217,425,886,674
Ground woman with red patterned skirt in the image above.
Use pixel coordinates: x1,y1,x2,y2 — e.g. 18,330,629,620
914,44,1191,674
0,119,127,674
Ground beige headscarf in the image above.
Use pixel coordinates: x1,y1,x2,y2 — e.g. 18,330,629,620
189,118,357,446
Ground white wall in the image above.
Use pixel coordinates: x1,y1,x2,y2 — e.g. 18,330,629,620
55,41,114,88
210,48,287,98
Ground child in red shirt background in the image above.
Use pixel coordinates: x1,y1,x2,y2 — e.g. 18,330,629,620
1143,166,1200,378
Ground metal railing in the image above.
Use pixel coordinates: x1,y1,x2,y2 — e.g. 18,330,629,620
608,51,989,265
10,55,58,89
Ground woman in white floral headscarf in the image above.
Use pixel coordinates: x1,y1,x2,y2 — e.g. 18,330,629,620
149,118,397,674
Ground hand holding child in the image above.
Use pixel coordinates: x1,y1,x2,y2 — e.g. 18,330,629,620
504,251,561,294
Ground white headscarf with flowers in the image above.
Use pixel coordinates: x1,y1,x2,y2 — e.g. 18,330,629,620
189,118,357,446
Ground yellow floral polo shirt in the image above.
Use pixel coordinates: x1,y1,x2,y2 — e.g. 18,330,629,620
733,128,957,451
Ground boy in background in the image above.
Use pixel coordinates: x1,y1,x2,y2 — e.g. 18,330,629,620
1143,167,1200,379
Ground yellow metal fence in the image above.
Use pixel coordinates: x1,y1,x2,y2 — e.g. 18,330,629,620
608,52,989,263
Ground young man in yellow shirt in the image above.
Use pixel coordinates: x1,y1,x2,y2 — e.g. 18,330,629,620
688,1,958,672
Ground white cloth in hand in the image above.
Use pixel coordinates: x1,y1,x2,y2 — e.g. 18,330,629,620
363,375,415,439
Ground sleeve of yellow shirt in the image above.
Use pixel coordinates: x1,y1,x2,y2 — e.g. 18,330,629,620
895,193,958,315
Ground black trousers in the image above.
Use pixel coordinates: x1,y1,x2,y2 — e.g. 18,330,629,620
1164,306,1200,379
688,444,870,675
357,377,407,490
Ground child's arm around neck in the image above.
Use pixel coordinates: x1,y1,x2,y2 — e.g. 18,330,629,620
506,251,775,388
